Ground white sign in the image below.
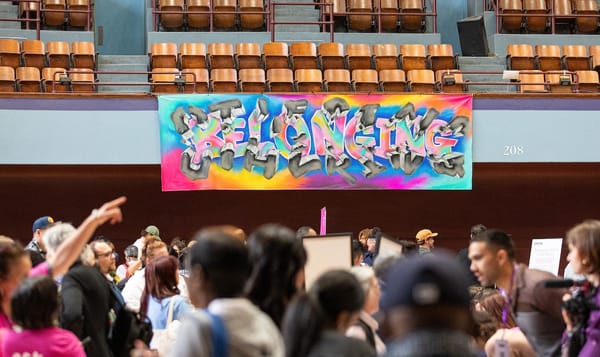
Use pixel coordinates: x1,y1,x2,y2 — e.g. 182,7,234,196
528,238,563,276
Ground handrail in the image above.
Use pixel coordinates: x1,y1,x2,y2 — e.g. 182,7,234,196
438,69,583,93
269,1,334,41
0,0,41,39
49,69,199,93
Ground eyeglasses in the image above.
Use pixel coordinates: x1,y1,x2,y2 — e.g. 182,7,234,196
96,250,114,258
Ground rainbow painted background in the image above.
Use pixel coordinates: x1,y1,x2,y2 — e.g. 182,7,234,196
158,94,473,191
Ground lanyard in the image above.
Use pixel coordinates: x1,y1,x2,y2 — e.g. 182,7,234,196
498,264,518,328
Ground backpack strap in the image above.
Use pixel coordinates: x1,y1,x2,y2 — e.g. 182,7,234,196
356,318,375,350
205,311,228,357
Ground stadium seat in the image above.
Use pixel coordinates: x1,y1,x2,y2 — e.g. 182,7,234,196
574,0,599,33
149,42,178,69
373,43,399,70
179,43,207,69
236,43,262,69
20,0,39,26
151,68,182,93
399,44,427,71
399,0,425,32
436,69,466,93
427,44,456,72
158,0,185,29
46,41,71,69
239,0,264,30
71,41,95,69
182,68,210,93
523,0,547,33
16,66,41,92
545,71,574,93
499,0,523,33
346,43,372,71
552,0,575,33
562,45,590,71
318,42,346,70
406,69,435,92
534,44,561,71
67,0,89,28
0,66,16,92
186,0,210,29
377,0,399,31
266,68,294,92
352,69,379,92
576,70,600,92
44,0,66,27
348,0,373,31
213,0,237,29
21,40,45,69
0,39,20,68
208,43,235,69
518,70,547,92
290,42,318,70
263,42,289,70
210,68,238,92
70,68,96,92
239,68,266,92
506,44,534,70
378,69,406,92
295,68,323,92
324,69,352,92
42,67,68,92
590,45,600,70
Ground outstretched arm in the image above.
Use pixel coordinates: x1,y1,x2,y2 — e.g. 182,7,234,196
48,196,127,278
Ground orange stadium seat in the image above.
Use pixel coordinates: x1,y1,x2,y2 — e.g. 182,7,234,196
377,0,399,31
324,69,352,92
552,0,575,32
186,0,210,29
266,68,294,92
518,70,547,92
399,44,426,70
42,67,68,92
590,45,600,70
523,0,547,33
399,0,425,32
236,43,262,69
46,41,71,69
0,39,20,68
213,0,237,29
290,42,318,70
150,42,178,69
406,69,435,92
378,69,406,92
159,0,185,29
545,71,574,93
347,0,373,31
181,68,210,93
373,43,398,70
318,42,345,70
208,43,235,69
346,43,372,71
20,0,39,24
427,44,456,72
263,42,289,70
506,44,534,70
69,68,96,92
295,68,323,92
210,68,238,92
352,69,379,92
239,0,264,30
21,40,45,69
16,66,41,92
499,0,523,33
179,43,207,69
239,68,266,92
562,45,590,71
151,68,182,93
576,70,600,92
436,69,466,93
67,0,89,28
71,41,95,69
0,66,16,92
534,44,561,71
43,0,66,27
574,0,599,33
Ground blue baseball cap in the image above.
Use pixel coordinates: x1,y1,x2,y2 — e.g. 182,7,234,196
32,216,54,232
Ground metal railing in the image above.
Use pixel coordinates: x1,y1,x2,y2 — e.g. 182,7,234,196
269,1,334,41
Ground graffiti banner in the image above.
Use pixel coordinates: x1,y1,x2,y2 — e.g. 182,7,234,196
158,94,472,191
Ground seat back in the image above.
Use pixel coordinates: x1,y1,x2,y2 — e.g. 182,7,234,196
187,0,210,28
0,39,21,68
267,68,294,92
373,43,398,70
499,0,523,32
151,68,181,93
47,41,71,69
576,70,599,92
562,44,589,71
406,69,435,92
213,0,237,29
590,45,600,70
506,43,534,70
545,71,574,93
290,42,318,70
534,44,561,70
16,66,41,92
347,0,373,31
236,42,262,69
436,69,465,93
318,42,345,70
346,43,372,71
44,0,66,27
71,41,95,69
159,0,185,29
67,0,89,28
42,67,68,92
239,0,264,30
377,0,399,31
399,0,425,32
263,42,289,70
352,69,379,92
208,43,235,69
180,68,209,93
180,42,207,69
523,0,547,32
239,68,266,92
324,69,352,92
378,69,406,92
399,43,426,70
427,43,455,71
518,70,547,92
295,68,323,92
0,66,16,92
21,40,45,69
211,68,238,92
150,42,178,69
574,0,599,33
70,68,95,92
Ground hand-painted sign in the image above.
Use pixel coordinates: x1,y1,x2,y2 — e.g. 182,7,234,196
159,94,472,190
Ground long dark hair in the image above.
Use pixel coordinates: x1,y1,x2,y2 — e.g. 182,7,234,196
245,223,307,328
140,255,180,318
11,276,58,329
282,270,364,357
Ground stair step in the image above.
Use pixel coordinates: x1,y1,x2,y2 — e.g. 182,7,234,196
98,55,149,65
0,22,21,29
274,7,320,16
274,24,321,32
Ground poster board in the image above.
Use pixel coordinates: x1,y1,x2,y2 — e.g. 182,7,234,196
528,238,563,276
377,235,404,256
302,233,353,289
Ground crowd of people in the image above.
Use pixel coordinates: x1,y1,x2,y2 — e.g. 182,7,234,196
0,195,599,357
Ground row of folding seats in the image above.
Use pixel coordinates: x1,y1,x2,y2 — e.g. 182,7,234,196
507,43,600,71
498,0,599,33
149,42,457,72
157,0,264,30
19,0,91,29
150,67,449,93
0,66,95,93
516,69,600,93
0,39,95,70
330,0,426,32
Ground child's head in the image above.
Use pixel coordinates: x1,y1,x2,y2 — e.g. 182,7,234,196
11,276,59,329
